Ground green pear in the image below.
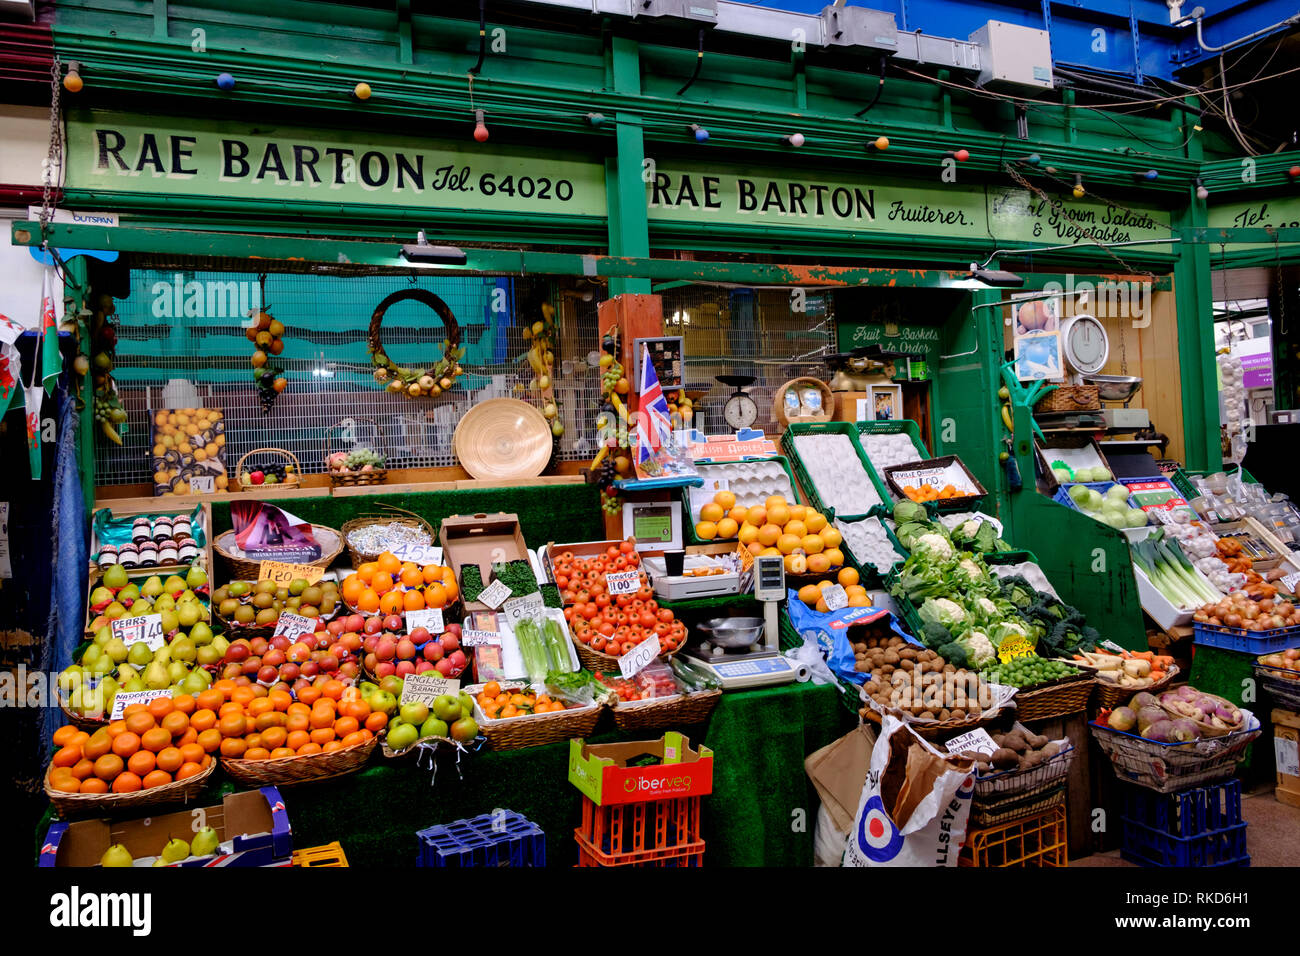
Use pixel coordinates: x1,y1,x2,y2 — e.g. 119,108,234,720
169,637,196,663
116,664,139,682
196,644,222,667
123,677,145,692
104,601,126,620
141,575,164,598
180,671,207,696
176,604,200,629
80,685,106,717
104,638,128,664
190,826,219,858
143,660,170,690
119,582,140,601
163,575,186,594
152,857,170,867
153,645,171,666
167,660,189,684
100,844,133,867
57,666,84,695
185,566,208,589
102,564,128,589
87,653,114,677
160,837,190,863
189,622,214,646
93,626,112,646
127,642,153,667
159,609,180,634
90,586,115,607
211,635,229,655
100,675,118,696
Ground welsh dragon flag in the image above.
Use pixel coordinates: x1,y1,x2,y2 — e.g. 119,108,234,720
39,267,62,395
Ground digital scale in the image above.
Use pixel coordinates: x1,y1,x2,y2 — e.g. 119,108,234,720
681,555,802,690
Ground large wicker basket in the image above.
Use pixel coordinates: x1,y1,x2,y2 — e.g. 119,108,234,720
325,417,389,487
478,702,605,751
573,636,683,673
1034,385,1100,413
340,507,436,569
1012,670,1094,721
214,524,343,580
222,735,376,786
611,689,722,731
1090,666,1180,713
45,756,216,818
234,447,304,491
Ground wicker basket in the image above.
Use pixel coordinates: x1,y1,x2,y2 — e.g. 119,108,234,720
1034,385,1100,413
58,701,110,734
380,733,463,761
772,376,834,429
611,689,722,731
45,756,216,818
234,447,304,491
1091,666,1180,713
325,417,389,487
1012,671,1094,721
478,701,605,751
971,786,1066,828
573,636,683,672
222,735,377,786
214,524,343,580
858,700,1004,739
340,507,436,569
1089,715,1261,793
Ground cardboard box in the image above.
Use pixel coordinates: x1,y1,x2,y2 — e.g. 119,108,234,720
1273,708,1300,809
568,732,714,806
90,500,214,578
440,513,530,611
39,787,292,867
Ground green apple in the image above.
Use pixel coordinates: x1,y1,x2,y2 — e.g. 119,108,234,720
378,675,404,698
370,690,398,717
100,844,133,867
450,716,479,743
433,694,462,723
386,720,419,751
190,826,219,858
160,837,191,863
420,716,448,739
399,701,429,725
127,642,153,667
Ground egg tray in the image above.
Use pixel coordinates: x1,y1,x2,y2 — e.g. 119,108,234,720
834,516,906,576
781,423,889,522
684,457,801,544
855,420,930,479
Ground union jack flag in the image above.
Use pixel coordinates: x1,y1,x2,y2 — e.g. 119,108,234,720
636,345,674,465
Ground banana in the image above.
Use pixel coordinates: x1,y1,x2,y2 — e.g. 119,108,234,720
1000,403,1014,432
101,420,123,445
541,303,555,321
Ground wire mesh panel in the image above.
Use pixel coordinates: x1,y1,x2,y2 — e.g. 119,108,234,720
96,264,602,485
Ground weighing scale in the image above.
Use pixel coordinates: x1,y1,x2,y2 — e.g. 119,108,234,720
717,374,759,431
681,555,801,690
1057,312,1152,431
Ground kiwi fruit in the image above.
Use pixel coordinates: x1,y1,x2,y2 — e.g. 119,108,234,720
233,605,256,624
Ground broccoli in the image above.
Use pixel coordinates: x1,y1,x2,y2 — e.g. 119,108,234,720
922,620,952,649
938,641,969,669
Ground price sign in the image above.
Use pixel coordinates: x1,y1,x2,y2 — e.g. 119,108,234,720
273,612,317,641
258,561,325,586
997,634,1037,663
619,634,662,679
477,579,513,609
1281,571,1300,594
399,673,461,705
605,570,642,596
405,607,444,634
392,543,443,565
503,594,546,629
944,728,998,757
110,689,172,720
1274,736,1300,777
111,614,166,651
822,584,848,611
1099,639,1126,654
190,475,215,494
461,630,502,647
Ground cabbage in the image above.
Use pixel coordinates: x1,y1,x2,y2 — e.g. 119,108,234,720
1125,508,1149,528
892,500,927,525
1067,485,1090,503
1081,489,1104,511
1102,512,1128,529
1052,468,1072,483
918,597,966,630
914,534,953,562
1104,485,1131,502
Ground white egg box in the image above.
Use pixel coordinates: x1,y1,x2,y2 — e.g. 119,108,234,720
834,515,905,573
687,459,798,524
792,434,883,517
858,432,927,475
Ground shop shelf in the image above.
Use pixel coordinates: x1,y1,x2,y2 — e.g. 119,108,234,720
1170,465,1259,502
1121,780,1242,838
417,810,546,867
882,455,988,515
960,803,1067,867
575,794,703,866
1193,622,1300,654
292,842,349,867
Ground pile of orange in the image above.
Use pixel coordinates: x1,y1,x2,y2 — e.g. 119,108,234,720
475,681,570,719
48,696,215,794
718,494,845,575
211,676,386,760
340,551,458,615
902,483,963,503
795,568,871,611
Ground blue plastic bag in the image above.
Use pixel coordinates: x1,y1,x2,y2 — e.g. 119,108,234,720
786,589,917,685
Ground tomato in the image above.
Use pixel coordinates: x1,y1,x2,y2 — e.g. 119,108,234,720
555,575,569,590
654,621,672,637
563,606,575,621
662,638,677,652
588,580,605,596
606,546,619,560
671,623,687,640
606,642,622,656
637,586,654,600
657,608,674,623
644,599,658,612
576,589,591,604
560,551,574,563
580,603,599,620
631,599,644,611
576,630,591,644
614,556,628,570
598,621,615,637
594,592,611,609
615,626,630,641
615,594,632,608
620,540,636,555
591,636,608,652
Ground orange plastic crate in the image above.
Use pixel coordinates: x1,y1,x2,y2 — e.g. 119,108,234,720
574,795,704,867
960,804,1067,868
292,842,349,867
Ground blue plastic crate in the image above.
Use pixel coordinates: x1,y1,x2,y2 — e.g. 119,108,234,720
1051,481,1137,512
416,811,545,867
1122,781,1242,838
1120,817,1249,867
1193,621,1300,654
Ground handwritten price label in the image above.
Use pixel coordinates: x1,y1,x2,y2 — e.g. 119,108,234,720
405,608,444,634
189,475,215,494
503,594,546,629
605,570,642,596
273,612,317,641
461,630,502,647
399,674,461,706
619,634,662,679
822,584,849,611
258,561,325,586
111,614,166,651
944,728,998,757
477,579,513,609
997,634,1037,663
110,689,172,720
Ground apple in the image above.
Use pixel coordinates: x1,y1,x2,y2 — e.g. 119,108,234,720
278,662,300,682
233,675,252,687
269,681,291,695
400,701,430,725
346,614,365,633
257,665,278,684
434,658,454,677
416,661,435,674
375,638,396,662
409,627,431,645
396,638,416,661
363,616,384,635
337,660,359,679
314,618,328,632
241,659,261,676
420,716,449,739
269,634,291,651
451,716,479,743
447,650,467,673
371,689,398,715
422,642,444,663
249,637,269,656
374,661,396,678
440,633,460,653
327,619,346,637
395,660,416,677
293,678,311,695
363,652,377,672
300,660,319,678
226,642,250,663
221,662,243,680
341,634,362,654
384,614,403,632
317,654,339,673
443,623,461,637
386,720,419,751
433,694,462,722
286,642,311,663
263,648,286,668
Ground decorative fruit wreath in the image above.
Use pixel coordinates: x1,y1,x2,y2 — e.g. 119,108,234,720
368,288,466,399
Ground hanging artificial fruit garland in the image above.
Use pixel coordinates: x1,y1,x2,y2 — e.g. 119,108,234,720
368,288,465,398
246,305,287,414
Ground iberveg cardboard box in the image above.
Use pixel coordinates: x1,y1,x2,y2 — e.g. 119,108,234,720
568,732,713,806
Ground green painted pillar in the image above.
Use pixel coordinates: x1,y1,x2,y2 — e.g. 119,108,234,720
1172,200,1221,472
605,35,650,297
65,256,95,511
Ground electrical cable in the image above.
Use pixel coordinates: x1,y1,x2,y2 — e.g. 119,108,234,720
854,54,887,118
676,29,705,96
468,0,487,76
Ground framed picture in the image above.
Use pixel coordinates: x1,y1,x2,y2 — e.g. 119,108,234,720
869,384,902,421
1011,294,1059,335
1013,331,1065,382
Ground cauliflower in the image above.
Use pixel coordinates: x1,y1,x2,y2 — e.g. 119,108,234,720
914,534,953,562
959,519,982,538
919,597,966,630
959,630,997,667
956,558,985,582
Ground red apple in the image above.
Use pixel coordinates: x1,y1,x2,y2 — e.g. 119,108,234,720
364,652,378,672
434,658,454,677
346,614,365,633
249,637,269,656
286,642,312,663
395,660,416,677
409,627,431,645
226,642,251,663
327,619,346,637
221,662,243,680
383,614,403,632
416,660,435,674
363,616,384,635
440,633,460,653
241,659,261,676
375,660,396,678
293,678,311,695
341,634,362,654
251,683,269,698
263,648,286,669
337,660,359,679
362,633,379,653
300,660,319,678
278,662,300,682
270,681,291,695
375,638,396,662
233,675,252,688
443,623,461,637
422,642,444,663
448,649,467,672
269,634,291,651
396,638,417,661
318,654,339,673
257,665,278,683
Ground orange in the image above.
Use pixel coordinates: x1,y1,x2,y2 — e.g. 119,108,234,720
821,528,843,549
218,701,243,718
805,512,828,533
69,731,90,750
213,678,237,696
161,711,189,738
714,490,737,511
176,762,204,780
784,519,807,539
403,589,426,612
365,712,388,733
243,747,270,761
297,686,323,707
837,567,861,587
441,578,459,603
322,740,344,753
197,689,224,712
127,750,156,776
287,701,311,718
80,777,109,794
269,748,296,760
50,776,80,793
379,590,404,616
107,719,128,738
142,770,172,789
400,567,424,589
310,727,336,746
218,713,247,738
807,552,832,575
52,744,82,769
260,727,287,750
230,686,255,707
746,506,767,528
296,742,322,756
268,690,293,712
190,709,217,733
52,725,80,747
285,712,310,733
767,504,791,527
341,575,364,606
255,711,285,731
124,710,155,736
334,716,359,738
376,552,401,577
180,742,205,765
357,589,380,614
777,533,802,555
172,693,196,715
140,726,170,753
156,747,184,773
483,681,502,699
93,753,124,781
111,732,141,759
112,771,143,793
286,730,311,751
177,727,198,747
787,504,808,522
220,737,247,758
197,728,222,753
146,696,175,720
321,680,345,701
340,731,367,748
824,548,845,568
802,534,825,555
70,758,96,781
757,524,782,547
247,697,273,718
424,583,448,609
309,706,335,730
371,572,394,595
356,561,378,584
421,564,442,585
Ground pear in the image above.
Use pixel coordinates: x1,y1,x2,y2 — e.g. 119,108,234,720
152,857,170,867
123,677,145,692
102,564,129,589
160,837,191,863
159,610,180,635
116,664,139,682
154,594,176,613
180,671,208,696
176,603,200,629
87,653,114,677
169,637,196,663
99,675,118,696
100,844,133,868
211,635,229,655
104,638,128,664
189,622,214,646
104,601,126,620
141,575,164,598
118,583,140,604
127,642,153,667
196,644,222,668
163,575,186,594
93,626,112,646
80,685,107,717
167,660,189,684
57,666,84,695
143,660,170,690
190,826,220,858
153,645,171,666
185,566,208,589
89,586,115,608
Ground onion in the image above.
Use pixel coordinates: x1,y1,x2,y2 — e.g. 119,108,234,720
1224,613,1243,628
1259,599,1274,612
1243,604,1260,620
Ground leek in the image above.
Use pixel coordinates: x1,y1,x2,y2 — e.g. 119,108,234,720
1134,539,1197,609
1158,539,1221,605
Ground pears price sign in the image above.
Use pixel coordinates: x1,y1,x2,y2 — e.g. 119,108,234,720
111,614,166,652
110,688,172,720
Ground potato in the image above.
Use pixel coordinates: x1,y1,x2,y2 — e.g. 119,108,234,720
1003,733,1029,754
899,659,914,671
990,748,1019,770
948,708,966,719
938,708,951,720
1041,742,1062,759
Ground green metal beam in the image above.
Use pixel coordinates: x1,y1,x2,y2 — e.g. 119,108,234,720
1172,200,1221,473
606,36,650,296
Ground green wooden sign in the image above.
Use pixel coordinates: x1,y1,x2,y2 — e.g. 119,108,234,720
66,110,608,217
1207,195,1300,249
836,321,944,358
